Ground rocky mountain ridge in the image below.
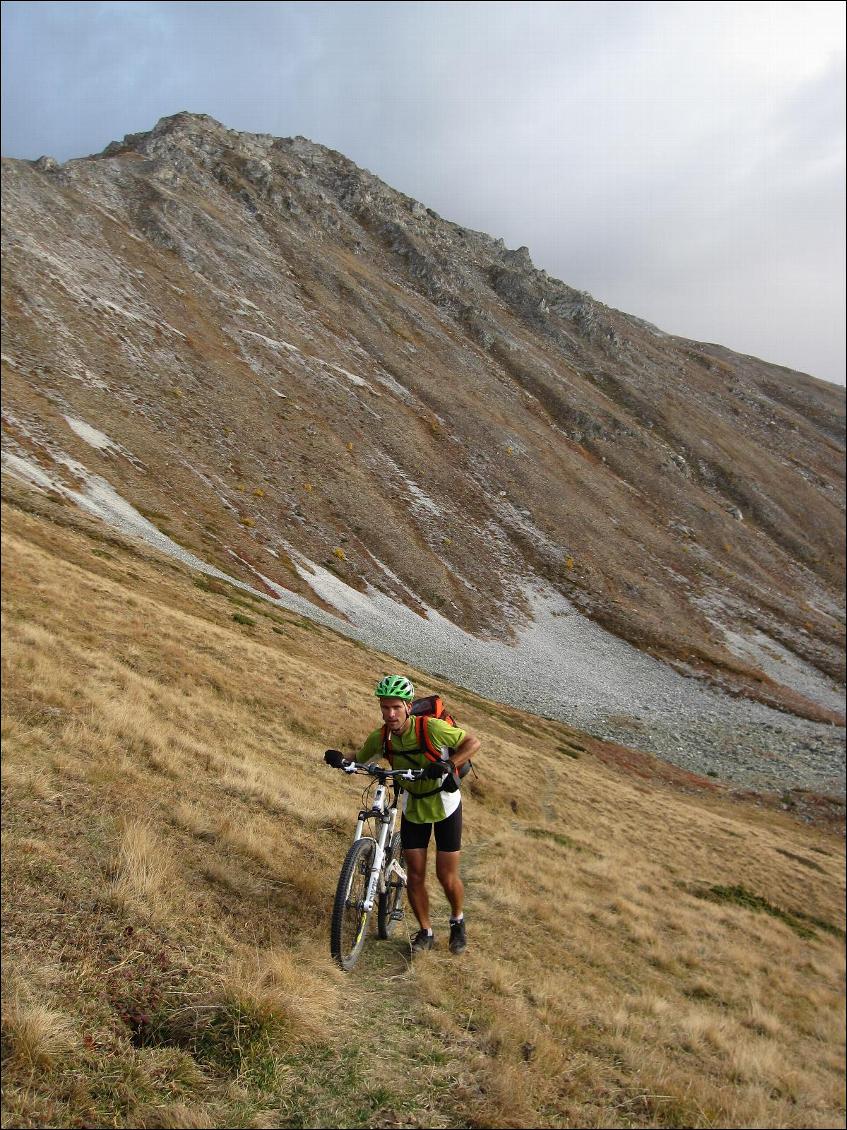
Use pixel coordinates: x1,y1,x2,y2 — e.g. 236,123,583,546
2,111,845,730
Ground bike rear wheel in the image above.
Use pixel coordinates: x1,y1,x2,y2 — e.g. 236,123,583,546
377,832,406,939
330,837,376,971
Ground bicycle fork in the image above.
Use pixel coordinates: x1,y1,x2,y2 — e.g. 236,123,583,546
354,788,404,913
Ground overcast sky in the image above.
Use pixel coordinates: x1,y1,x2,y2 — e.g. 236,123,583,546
2,1,845,385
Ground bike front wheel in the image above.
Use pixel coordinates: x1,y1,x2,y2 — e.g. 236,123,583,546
377,832,406,939
330,837,376,971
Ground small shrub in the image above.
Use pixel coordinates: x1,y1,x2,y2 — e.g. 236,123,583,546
232,613,255,627
688,883,843,939
227,595,256,610
775,848,825,873
193,576,230,597
525,827,584,852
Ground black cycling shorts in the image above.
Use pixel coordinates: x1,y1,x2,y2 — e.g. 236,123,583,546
401,804,462,853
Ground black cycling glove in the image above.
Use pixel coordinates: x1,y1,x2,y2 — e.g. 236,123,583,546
324,749,345,768
422,760,449,779
441,765,460,793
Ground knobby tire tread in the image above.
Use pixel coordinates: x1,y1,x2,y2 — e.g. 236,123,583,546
330,837,376,971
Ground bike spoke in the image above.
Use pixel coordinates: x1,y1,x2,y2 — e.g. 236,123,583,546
331,838,376,971
377,832,406,940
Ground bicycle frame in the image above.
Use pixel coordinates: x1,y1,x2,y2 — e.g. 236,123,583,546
329,759,424,970
353,778,406,913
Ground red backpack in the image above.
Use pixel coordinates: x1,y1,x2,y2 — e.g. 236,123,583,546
381,694,474,783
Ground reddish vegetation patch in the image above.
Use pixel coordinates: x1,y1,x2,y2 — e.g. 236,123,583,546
582,735,724,793
583,734,845,835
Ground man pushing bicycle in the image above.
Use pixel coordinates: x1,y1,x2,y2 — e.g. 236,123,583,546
325,674,480,955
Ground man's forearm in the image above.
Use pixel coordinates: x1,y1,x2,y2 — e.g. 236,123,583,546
449,734,480,769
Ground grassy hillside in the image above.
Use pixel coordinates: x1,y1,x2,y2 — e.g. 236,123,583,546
2,480,844,1129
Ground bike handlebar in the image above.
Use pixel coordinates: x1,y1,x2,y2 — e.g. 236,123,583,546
332,758,426,782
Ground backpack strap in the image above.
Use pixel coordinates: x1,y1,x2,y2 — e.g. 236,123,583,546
415,715,443,763
380,717,450,795
383,717,441,764
381,724,394,767
414,716,461,795
383,717,452,797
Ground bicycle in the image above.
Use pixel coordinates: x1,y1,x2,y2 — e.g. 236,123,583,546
326,757,426,971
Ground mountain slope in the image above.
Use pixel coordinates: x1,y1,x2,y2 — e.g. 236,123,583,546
2,483,844,1129
2,112,844,733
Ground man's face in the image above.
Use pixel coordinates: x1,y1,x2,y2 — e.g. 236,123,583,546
379,697,411,734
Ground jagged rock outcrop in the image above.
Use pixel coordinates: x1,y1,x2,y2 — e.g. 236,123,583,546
2,111,844,721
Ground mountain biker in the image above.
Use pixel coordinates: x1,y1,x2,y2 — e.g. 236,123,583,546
325,674,480,955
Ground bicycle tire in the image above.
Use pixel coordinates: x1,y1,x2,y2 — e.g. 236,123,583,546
330,837,376,971
377,832,406,939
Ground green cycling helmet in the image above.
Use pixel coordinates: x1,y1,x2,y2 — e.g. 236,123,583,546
375,674,415,701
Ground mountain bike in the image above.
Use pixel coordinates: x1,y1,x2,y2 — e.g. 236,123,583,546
326,758,426,971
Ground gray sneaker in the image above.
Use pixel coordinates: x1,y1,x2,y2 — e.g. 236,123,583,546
411,928,434,953
449,919,467,954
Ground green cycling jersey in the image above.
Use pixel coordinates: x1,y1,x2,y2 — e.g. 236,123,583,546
356,715,466,824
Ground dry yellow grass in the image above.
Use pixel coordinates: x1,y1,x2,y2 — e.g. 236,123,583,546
107,818,175,920
1,988,74,1072
2,480,845,1129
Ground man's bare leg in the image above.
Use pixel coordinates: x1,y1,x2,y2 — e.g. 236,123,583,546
404,848,430,929
435,850,464,918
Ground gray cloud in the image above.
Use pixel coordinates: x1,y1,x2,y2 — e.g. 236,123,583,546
2,0,844,384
